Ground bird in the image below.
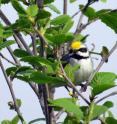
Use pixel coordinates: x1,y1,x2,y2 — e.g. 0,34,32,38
62,41,93,86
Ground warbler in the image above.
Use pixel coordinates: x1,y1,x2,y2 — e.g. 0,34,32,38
62,41,93,84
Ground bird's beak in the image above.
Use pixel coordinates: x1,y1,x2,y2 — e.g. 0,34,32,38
61,53,72,62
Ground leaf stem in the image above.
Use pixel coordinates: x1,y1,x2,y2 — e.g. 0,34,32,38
84,102,94,124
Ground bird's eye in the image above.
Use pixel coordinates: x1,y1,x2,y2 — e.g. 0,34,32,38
78,48,87,52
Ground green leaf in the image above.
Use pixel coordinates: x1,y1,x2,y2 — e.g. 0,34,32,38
69,0,76,3
106,117,117,124
63,116,79,124
29,118,45,124
15,75,30,82
62,20,74,33
96,9,110,17
44,0,54,4
90,104,108,120
49,98,83,120
11,115,19,124
37,10,51,19
11,0,27,15
6,66,33,78
3,27,13,39
101,46,109,62
20,56,58,72
12,17,32,31
108,111,114,118
0,0,10,4
103,101,114,108
46,4,60,14
21,56,57,73
13,49,30,58
0,24,3,41
101,0,107,3
91,72,117,96
22,121,27,124
27,5,38,17
99,11,117,33
64,64,80,82
0,40,15,50
74,34,84,41
74,34,89,43
29,71,65,85
16,99,22,108
15,66,34,76
79,5,96,20
6,67,18,76
45,33,74,45
51,15,71,25
1,120,10,124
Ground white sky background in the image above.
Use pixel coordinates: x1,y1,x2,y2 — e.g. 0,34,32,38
0,0,117,124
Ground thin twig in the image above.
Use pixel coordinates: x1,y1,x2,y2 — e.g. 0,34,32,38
0,8,50,121
7,46,20,65
0,58,24,123
54,109,65,121
30,33,37,55
0,10,24,49
0,52,18,66
74,6,117,34
74,0,98,34
0,9,40,96
78,19,97,33
95,91,117,104
36,0,44,9
63,0,67,14
90,51,101,56
15,32,33,55
59,59,90,105
87,41,117,84
72,10,81,18
75,13,84,34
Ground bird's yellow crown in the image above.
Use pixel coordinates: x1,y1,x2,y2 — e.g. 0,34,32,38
70,41,82,50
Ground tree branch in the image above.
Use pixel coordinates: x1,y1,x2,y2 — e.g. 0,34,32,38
72,10,81,18
36,0,44,9
0,9,33,55
0,9,41,96
30,33,37,55
0,52,18,66
7,46,20,65
0,58,24,123
63,0,67,14
95,91,117,104
87,41,117,84
54,109,65,121
74,0,98,34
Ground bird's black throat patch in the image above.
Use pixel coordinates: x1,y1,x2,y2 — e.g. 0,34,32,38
71,54,89,60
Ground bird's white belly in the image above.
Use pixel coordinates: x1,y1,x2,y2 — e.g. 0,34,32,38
70,58,93,83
